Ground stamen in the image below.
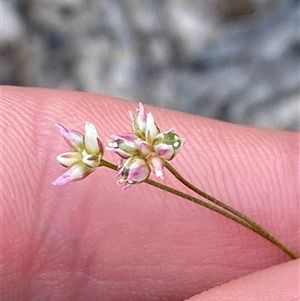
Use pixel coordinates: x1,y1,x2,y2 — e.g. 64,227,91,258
117,179,124,184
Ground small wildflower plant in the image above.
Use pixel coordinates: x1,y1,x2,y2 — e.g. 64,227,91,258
52,102,298,259
106,103,185,188
53,122,103,185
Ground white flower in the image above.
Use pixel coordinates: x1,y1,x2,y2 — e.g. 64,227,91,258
52,122,103,185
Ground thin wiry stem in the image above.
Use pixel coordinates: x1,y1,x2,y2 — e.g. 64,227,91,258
165,162,266,232
101,159,298,259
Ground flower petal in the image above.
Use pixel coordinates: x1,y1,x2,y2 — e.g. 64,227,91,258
84,122,103,155
56,152,82,167
148,155,164,179
52,163,91,185
55,123,84,151
129,102,147,139
106,133,139,159
117,156,150,188
82,154,101,169
145,113,160,144
127,158,150,183
135,138,151,157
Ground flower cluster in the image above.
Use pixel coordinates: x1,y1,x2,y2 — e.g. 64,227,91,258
53,103,184,188
51,106,299,261
52,122,103,185
106,103,184,188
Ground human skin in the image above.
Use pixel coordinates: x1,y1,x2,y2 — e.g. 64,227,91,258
1,85,299,301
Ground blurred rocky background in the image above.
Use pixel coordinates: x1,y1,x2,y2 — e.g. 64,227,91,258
1,0,299,130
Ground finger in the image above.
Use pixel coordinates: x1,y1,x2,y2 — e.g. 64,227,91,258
2,86,299,300
185,259,299,301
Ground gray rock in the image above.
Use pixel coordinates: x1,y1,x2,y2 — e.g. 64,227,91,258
1,0,299,130
1,1,24,46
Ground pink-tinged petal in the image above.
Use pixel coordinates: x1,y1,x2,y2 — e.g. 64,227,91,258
145,113,160,144
106,133,139,159
109,133,138,142
117,157,150,188
129,102,147,139
55,123,69,136
126,159,150,183
55,123,84,151
68,133,84,151
56,152,82,167
135,138,151,156
82,154,101,169
148,155,164,179
52,163,91,185
137,102,146,121
105,145,132,159
116,164,125,177
116,157,131,178
154,144,174,160
84,122,102,155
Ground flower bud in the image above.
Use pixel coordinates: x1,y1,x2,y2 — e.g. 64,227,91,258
117,156,150,189
106,133,140,159
153,130,185,160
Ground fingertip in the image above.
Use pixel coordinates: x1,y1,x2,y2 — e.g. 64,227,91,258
2,86,299,300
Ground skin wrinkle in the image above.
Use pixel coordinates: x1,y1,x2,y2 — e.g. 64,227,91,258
198,125,258,215
27,193,71,295
2,86,299,300
258,162,289,245
238,139,270,219
30,200,101,299
246,131,285,216
290,139,300,223
221,130,252,205
275,142,296,229
204,124,252,203
184,124,219,198
215,139,240,205
2,137,38,246
227,130,284,231
272,158,288,239
264,136,298,238
261,146,278,210
5,100,32,125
